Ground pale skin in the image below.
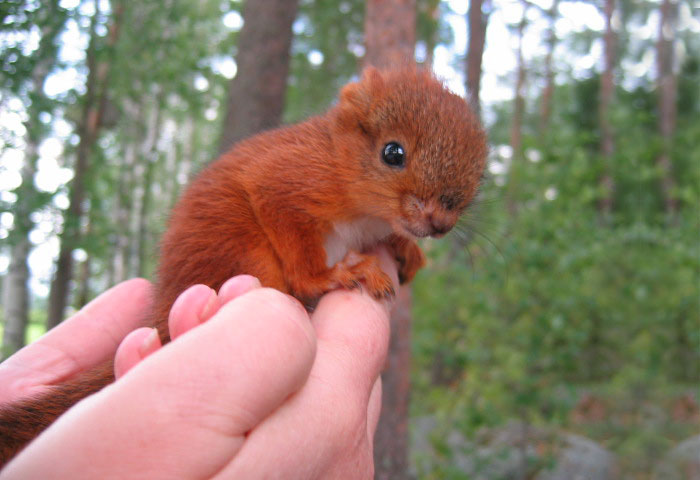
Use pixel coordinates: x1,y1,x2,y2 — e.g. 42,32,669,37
0,247,399,479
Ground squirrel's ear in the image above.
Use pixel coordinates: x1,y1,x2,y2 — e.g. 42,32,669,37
339,67,385,112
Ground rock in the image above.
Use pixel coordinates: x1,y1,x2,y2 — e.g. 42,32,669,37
411,418,619,480
537,433,618,480
652,435,700,480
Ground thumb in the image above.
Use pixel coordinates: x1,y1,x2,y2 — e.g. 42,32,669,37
3,288,316,480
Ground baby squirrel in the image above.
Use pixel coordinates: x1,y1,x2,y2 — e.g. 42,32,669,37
0,66,487,464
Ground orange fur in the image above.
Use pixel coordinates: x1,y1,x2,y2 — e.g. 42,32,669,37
0,66,487,465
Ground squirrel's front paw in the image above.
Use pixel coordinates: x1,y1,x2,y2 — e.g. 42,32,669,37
333,253,395,300
387,236,426,284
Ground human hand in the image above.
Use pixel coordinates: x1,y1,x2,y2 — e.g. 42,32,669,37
0,278,153,405
1,248,398,479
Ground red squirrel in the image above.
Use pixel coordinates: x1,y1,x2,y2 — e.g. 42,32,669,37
0,66,487,464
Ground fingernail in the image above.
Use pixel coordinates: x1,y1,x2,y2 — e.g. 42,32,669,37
138,328,161,357
198,287,219,322
219,275,262,303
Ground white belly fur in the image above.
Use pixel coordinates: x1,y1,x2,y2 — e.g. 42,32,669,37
323,217,393,268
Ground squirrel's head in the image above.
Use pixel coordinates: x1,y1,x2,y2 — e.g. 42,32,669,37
332,66,488,239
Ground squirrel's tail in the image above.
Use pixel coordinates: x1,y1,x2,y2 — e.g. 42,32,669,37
0,360,114,467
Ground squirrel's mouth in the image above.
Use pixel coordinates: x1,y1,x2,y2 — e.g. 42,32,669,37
399,221,447,239
397,195,457,240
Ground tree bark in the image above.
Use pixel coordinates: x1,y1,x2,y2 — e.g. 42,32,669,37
466,0,489,118
132,97,162,278
509,5,527,159
506,2,528,217
364,1,416,478
3,137,38,358
108,99,142,286
374,286,414,479
656,0,679,221
2,237,30,359
217,0,299,155
598,0,616,220
3,1,65,355
75,256,91,309
46,1,124,329
112,138,137,284
538,0,558,136
364,0,415,70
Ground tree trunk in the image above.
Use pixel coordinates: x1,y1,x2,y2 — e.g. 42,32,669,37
131,97,162,278
163,119,180,210
466,0,489,118
2,238,30,359
3,1,66,354
217,0,299,155
538,0,558,136
111,138,137,285
598,0,616,220
135,157,156,278
109,99,141,286
180,116,195,186
46,0,124,329
75,256,91,309
374,286,414,479
656,0,679,221
364,0,415,69
506,3,528,217
364,2,416,478
3,137,39,358
509,6,526,159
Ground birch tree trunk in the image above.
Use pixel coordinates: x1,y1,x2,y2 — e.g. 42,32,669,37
509,5,527,160
506,2,528,217
2,1,66,356
364,2,416,477
2,237,30,358
46,0,125,329
132,96,162,278
598,0,616,220
108,99,141,286
111,139,137,284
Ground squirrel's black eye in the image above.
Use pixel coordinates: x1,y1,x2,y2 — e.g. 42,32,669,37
382,142,405,168
440,194,457,211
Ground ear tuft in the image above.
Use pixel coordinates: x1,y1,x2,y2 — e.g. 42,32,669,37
338,67,385,113
360,66,385,93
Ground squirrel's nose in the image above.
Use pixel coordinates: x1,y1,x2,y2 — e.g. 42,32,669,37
426,212,453,236
432,222,451,235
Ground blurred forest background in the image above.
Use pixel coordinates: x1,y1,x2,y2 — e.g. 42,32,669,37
0,0,698,478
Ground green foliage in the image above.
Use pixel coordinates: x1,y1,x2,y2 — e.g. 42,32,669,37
411,54,700,476
285,0,365,122
0,307,47,357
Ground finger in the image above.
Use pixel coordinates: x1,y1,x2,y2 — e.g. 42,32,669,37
3,288,317,479
370,244,400,301
366,378,382,441
311,287,391,396
219,287,391,478
113,328,161,380
168,284,218,340
218,275,261,305
0,278,153,402
169,277,262,340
